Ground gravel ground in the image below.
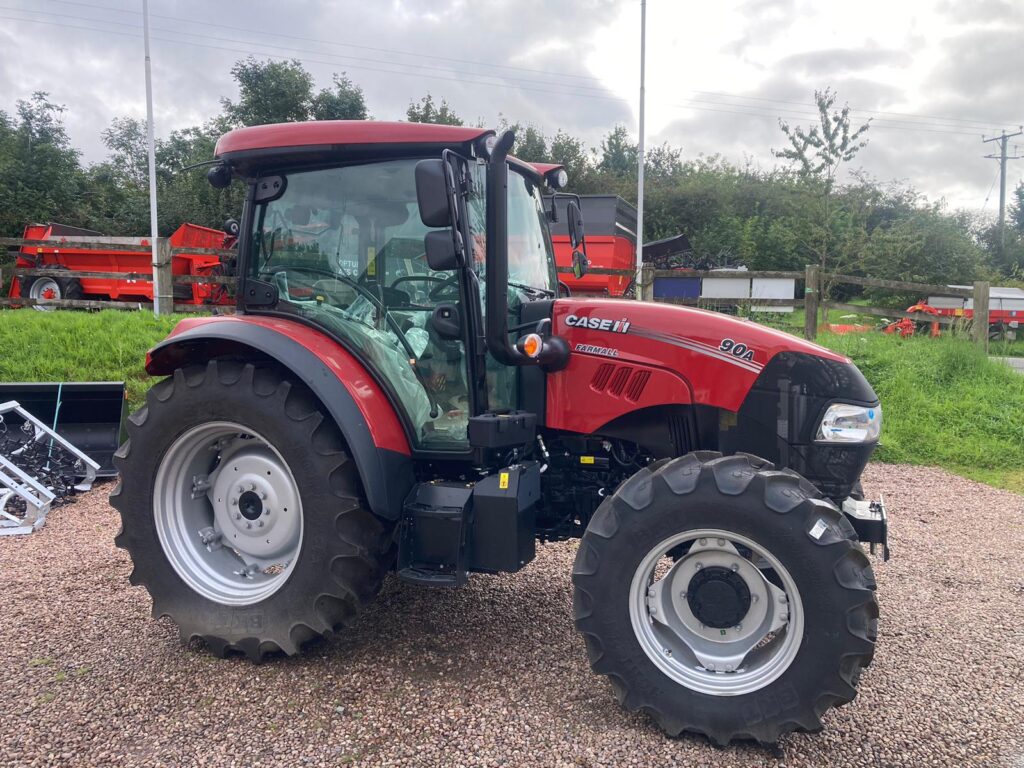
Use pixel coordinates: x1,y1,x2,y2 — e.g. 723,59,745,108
2,463,1023,768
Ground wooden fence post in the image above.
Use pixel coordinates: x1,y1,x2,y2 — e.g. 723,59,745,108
972,280,990,352
640,264,654,302
153,237,173,316
804,264,820,341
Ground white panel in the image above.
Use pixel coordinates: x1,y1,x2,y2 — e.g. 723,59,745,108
701,278,750,299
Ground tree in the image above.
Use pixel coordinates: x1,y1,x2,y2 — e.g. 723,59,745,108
1009,181,1024,236
548,130,594,192
0,92,84,237
311,74,368,121
861,211,983,306
101,117,149,189
596,125,638,177
406,94,463,126
773,88,871,275
221,57,315,126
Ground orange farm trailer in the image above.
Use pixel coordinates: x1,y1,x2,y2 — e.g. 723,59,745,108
8,222,234,307
550,195,637,297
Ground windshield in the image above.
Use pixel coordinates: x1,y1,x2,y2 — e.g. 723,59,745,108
466,164,557,297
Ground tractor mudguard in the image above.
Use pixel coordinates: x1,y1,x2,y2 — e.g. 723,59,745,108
145,315,414,521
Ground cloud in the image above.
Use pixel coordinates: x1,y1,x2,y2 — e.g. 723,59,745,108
779,47,913,77
0,0,1020,210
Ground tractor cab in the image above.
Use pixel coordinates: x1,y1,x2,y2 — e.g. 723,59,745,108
215,123,567,455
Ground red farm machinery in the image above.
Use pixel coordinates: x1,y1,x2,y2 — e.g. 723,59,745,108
7,222,235,309
111,121,887,745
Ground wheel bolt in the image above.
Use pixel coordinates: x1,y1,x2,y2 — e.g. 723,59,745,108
234,513,241,520
246,522,252,529
231,498,238,506
260,492,268,500
249,483,256,491
779,595,788,603
717,538,726,547
731,563,739,572
751,594,759,603
735,623,742,630
258,521,265,528
698,538,707,546
695,562,703,570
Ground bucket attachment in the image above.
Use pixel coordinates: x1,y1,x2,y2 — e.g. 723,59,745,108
0,383,127,476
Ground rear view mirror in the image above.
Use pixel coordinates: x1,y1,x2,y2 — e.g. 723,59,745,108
567,200,585,249
424,229,462,271
415,159,452,228
572,249,589,279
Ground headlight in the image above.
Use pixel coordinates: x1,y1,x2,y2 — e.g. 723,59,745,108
816,403,882,443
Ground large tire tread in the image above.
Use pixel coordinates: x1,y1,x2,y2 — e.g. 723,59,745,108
572,452,878,745
111,360,392,662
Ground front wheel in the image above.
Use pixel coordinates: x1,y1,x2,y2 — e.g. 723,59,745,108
572,452,878,745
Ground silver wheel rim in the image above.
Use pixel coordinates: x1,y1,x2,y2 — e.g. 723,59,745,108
153,421,303,606
629,528,804,696
28,277,60,311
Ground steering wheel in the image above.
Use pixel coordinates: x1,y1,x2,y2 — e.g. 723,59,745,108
265,266,416,354
389,274,460,303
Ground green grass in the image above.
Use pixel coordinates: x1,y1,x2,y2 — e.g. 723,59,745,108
0,310,181,407
819,331,1024,493
1,309,1021,494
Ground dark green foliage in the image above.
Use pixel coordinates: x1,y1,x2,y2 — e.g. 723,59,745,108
221,58,316,126
0,93,85,236
406,94,463,126
0,68,1012,290
311,74,369,121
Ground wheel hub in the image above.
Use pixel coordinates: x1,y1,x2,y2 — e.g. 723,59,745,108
211,446,300,560
153,422,303,606
238,490,263,520
631,529,803,695
686,566,751,629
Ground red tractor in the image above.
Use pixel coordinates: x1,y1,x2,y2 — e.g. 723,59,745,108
112,121,886,745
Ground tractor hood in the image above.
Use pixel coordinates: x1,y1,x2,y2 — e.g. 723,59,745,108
545,297,877,434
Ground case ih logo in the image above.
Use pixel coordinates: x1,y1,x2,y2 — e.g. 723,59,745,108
565,314,631,334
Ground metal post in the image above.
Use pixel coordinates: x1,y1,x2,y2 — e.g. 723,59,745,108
804,264,820,341
142,0,163,315
972,280,990,352
640,264,654,302
155,237,173,315
982,128,1022,263
635,0,647,295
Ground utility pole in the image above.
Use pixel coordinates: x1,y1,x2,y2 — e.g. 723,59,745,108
143,0,163,315
982,128,1023,256
635,0,646,292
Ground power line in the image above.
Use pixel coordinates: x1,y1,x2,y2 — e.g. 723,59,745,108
37,0,608,85
689,90,1015,132
20,0,1024,135
0,5,619,96
0,9,1003,140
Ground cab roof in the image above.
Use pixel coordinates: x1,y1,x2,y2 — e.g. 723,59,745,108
215,120,494,168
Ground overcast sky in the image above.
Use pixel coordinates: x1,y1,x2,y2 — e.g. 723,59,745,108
1,0,1022,212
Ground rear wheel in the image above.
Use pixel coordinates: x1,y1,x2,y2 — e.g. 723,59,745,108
572,452,878,745
111,360,394,660
22,274,83,310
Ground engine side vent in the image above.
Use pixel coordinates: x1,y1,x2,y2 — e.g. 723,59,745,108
608,366,633,397
625,370,651,402
591,363,615,391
